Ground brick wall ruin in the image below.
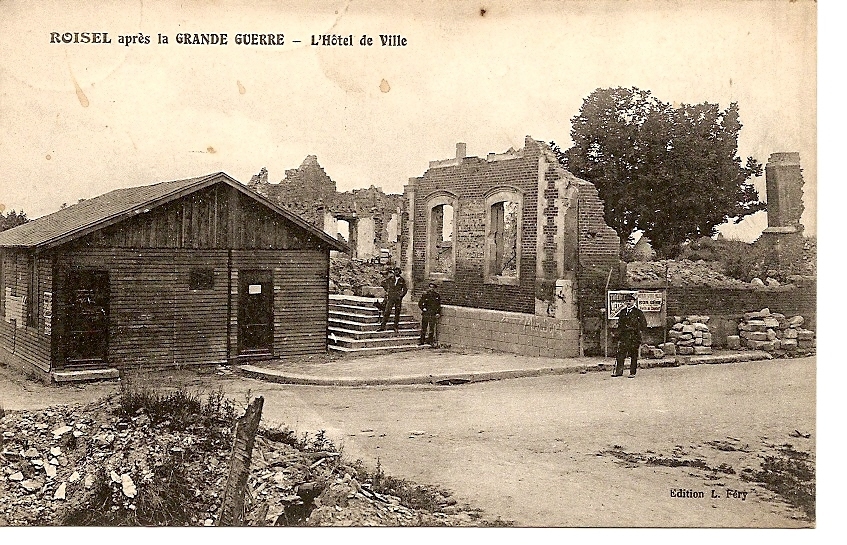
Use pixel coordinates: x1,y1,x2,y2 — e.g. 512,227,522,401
248,157,403,261
401,136,620,355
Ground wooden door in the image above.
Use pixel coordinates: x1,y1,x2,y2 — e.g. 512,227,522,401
65,270,109,365
238,270,273,356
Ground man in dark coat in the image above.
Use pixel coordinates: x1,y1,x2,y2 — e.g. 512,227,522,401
418,282,442,346
379,267,408,332
613,293,648,378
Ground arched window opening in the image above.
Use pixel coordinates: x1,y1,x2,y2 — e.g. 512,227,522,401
485,189,522,285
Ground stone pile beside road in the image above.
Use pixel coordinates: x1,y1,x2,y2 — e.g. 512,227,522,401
731,308,815,356
667,315,713,356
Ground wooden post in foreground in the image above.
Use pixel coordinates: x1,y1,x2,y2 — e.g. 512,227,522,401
217,396,264,526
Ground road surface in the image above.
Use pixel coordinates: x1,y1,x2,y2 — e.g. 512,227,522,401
0,356,815,527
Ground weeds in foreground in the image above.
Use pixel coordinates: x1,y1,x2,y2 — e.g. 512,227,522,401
258,427,340,454
63,455,193,526
354,457,448,513
742,446,815,521
116,383,236,434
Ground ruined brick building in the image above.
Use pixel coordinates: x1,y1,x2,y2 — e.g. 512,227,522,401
248,157,403,261
401,137,621,357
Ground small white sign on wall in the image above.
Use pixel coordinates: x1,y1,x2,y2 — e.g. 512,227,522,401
248,284,262,295
43,292,53,335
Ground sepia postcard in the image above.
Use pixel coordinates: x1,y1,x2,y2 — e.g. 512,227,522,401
0,0,826,532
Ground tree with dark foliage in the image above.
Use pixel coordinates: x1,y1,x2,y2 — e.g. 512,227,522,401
554,87,764,257
0,209,29,231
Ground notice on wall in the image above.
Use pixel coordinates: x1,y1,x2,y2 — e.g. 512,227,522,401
43,292,53,335
4,287,26,328
607,289,666,327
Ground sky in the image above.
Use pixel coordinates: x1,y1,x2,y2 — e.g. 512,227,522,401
0,0,817,241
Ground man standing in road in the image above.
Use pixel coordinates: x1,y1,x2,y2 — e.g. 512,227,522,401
418,282,442,346
379,267,408,333
613,293,647,378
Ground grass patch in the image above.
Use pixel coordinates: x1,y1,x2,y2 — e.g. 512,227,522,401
115,382,236,444
351,458,454,514
742,447,815,521
603,446,736,475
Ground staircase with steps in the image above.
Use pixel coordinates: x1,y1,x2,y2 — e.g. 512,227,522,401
328,294,427,355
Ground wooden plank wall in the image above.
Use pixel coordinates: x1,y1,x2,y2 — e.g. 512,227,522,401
231,250,329,357
56,249,229,369
0,249,52,372
78,184,325,251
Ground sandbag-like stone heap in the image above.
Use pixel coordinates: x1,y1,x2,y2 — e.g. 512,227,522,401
731,308,815,355
667,315,713,356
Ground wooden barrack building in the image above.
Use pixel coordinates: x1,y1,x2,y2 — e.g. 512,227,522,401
0,172,347,382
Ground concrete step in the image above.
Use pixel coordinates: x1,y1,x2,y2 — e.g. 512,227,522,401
328,334,422,349
329,294,384,307
328,343,429,356
52,368,120,384
329,309,415,324
328,326,420,340
328,302,384,315
329,317,418,332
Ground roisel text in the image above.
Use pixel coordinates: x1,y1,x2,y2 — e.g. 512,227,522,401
50,32,112,44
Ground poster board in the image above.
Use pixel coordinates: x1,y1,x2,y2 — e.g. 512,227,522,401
607,289,666,328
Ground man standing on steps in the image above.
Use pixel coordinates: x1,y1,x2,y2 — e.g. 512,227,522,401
613,293,647,378
418,282,442,346
379,267,407,333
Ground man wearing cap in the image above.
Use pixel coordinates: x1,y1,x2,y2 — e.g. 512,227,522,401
418,282,442,346
379,267,408,332
613,293,647,378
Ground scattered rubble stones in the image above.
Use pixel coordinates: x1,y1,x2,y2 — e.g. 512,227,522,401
0,397,484,527
329,255,390,296
737,309,815,357
628,260,757,288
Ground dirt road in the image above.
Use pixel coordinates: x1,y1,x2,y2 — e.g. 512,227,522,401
1,357,815,527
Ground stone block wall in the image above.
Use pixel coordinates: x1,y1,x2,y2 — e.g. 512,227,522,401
437,305,580,358
664,283,816,347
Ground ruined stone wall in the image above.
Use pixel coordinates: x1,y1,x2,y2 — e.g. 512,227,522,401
666,283,816,336
404,137,620,357
577,180,623,355
249,158,402,260
437,305,580,358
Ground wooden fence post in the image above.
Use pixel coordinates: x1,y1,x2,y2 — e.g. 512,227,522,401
217,396,264,526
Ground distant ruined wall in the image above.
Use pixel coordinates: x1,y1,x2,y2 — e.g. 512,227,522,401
248,158,403,261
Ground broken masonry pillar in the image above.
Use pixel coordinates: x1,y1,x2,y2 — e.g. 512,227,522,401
757,152,805,273
764,152,804,232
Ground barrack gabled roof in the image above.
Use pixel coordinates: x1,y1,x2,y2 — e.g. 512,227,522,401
0,172,348,252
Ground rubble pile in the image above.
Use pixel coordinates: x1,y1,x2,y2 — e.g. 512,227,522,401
244,433,476,526
732,308,816,356
329,255,388,296
0,395,480,527
0,397,234,526
667,315,713,356
627,260,751,288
